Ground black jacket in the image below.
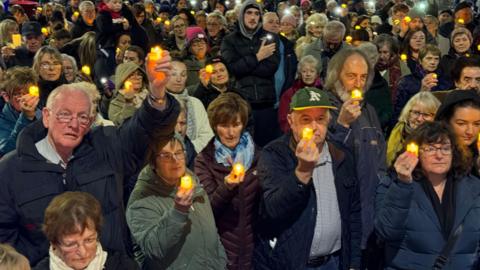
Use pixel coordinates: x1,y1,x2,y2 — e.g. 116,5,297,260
4,46,36,68
70,18,97,39
279,35,297,96
0,96,179,266
221,27,280,105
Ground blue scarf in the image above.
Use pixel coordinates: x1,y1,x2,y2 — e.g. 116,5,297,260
214,131,254,170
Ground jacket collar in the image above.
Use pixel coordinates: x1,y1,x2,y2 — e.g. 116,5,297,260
1,103,20,122
287,133,345,166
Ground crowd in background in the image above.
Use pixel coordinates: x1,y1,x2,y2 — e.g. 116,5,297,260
1,0,480,268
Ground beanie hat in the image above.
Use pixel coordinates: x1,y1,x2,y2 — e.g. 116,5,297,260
300,0,311,6
455,1,472,14
186,26,207,47
281,14,297,27
114,62,147,92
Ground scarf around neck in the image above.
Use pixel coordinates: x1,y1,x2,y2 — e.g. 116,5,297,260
214,131,254,171
169,89,198,141
49,242,108,270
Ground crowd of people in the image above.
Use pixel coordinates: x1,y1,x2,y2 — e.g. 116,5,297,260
1,0,480,269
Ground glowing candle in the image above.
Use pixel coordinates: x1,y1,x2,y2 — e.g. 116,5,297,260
280,32,286,37
164,20,171,26
406,142,419,156
458,18,465,24
404,16,411,23
28,86,39,97
180,175,193,191
394,19,400,25
12,34,21,48
432,73,437,79
41,27,48,36
355,25,361,30
147,46,166,81
116,47,121,55
124,80,132,92
341,3,347,8
400,54,407,61
156,17,162,23
37,7,42,11
205,64,214,74
81,65,91,76
477,44,480,51
477,133,480,152
466,53,471,57
302,127,313,140
73,11,79,17
190,10,195,15
232,163,245,177
345,35,352,43
351,89,362,99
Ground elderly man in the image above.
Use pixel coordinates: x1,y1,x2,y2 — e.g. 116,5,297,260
1,21,44,68
0,51,179,266
221,0,280,146
70,0,97,39
254,87,361,269
324,48,386,269
302,20,347,80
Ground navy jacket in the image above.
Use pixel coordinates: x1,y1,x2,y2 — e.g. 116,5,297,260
0,104,38,157
375,174,480,269
253,134,361,270
0,96,179,266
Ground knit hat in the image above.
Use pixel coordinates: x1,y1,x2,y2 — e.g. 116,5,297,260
281,14,297,27
455,1,472,14
186,26,207,47
435,90,480,121
290,87,337,111
114,62,147,91
300,0,311,6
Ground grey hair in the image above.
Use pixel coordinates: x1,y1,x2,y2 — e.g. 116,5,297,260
323,20,346,39
398,92,440,123
207,10,227,28
46,84,92,115
297,55,319,76
79,1,95,12
61,53,78,74
324,47,373,96
357,42,379,66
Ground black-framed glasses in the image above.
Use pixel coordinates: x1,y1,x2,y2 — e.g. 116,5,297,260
420,144,452,156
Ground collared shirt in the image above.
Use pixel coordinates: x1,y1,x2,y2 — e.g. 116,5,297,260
310,143,342,257
35,136,71,169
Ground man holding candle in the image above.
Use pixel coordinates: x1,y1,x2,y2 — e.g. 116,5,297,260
1,21,45,69
0,50,179,266
254,87,361,270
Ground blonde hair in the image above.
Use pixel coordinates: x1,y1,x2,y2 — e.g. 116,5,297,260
0,19,18,46
398,91,440,123
0,244,29,270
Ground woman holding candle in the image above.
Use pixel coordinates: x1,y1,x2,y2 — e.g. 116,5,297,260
400,29,427,73
376,121,480,269
183,26,211,88
194,92,260,270
108,62,149,125
435,90,480,177
387,92,440,166
126,134,227,269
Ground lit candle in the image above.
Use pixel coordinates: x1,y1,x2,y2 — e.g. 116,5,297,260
28,86,39,97
116,47,120,55
351,89,362,99
164,20,171,26
232,163,245,177
355,25,361,30
124,80,132,92
280,32,286,37
302,127,313,140
477,44,480,51
400,54,407,61
180,175,193,191
11,34,21,48
406,142,419,156
345,35,352,43
477,133,480,152
37,7,42,11
147,46,166,81
458,18,465,24
41,27,48,36
394,19,400,25
81,65,91,76
404,16,411,23
341,3,347,8
156,17,162,23
432,73,437,79
205,64,214,74
190,10,195,15
73,11,80,17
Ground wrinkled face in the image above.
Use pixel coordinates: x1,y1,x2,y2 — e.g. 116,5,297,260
339,54,368,95
420,52,440,72
42,90,92,155
81,7,96,25
210,62,229,86
409,31,426,52
243,8,260,31
55,225,98,270
190,39,207,59
106,0,122,13
449,106,480,146
323,34,343,52
117,34,131,50
378,44,392,65
280,21,294,34
166,61,187,93
175,111,187,137
263,13,280,33
452,33,471,54
419,141,453,177
173,19,187,38
155,140,186,185
308,23,324,38
287,108,329,145
456,67,480,90
63,58,75,82
206,17,222,37
300,63,317,85
24,34,44,53
39,53,62,81
123,50,142,65
407,103,435,129
215,114,243,149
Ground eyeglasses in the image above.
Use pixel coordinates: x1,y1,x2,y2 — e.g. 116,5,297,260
40,62,62,70
420,144,452,156
59,237,97,252
55,111,91,126
156,151,186,162
410,110,434,119
173,24,186,29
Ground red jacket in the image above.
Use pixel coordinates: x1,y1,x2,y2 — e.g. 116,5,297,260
194,139,261,270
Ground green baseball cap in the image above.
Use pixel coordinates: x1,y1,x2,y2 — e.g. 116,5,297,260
290,87,337,111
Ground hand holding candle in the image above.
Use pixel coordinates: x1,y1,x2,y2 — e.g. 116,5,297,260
175,174,194,212
225,163,246,185
146,47,172,97
351,89,363,105
11,34,21,48
179,175,194,192
147,46,166,82
28,86,39,97
302,127,313,141
406,142,419,156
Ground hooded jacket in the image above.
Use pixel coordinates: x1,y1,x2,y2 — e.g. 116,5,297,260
221,0,280,105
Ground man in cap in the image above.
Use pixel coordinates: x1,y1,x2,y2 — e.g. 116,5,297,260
221,0,280,146
254,87,361,269
1,21,45,68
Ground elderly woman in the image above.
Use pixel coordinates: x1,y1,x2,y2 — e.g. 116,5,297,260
33,191,138,270
108,62,149,125
435,90,480,177
394,44,451,121
376,121,480,269
166,60,214,152
0,244,30,270
194,92,260,270
61,54,78,83
193,58,235,108
387,92,440,166
439,27,473,84
278,55,322,133
33,46,68,108
126,135,227,269
295,13,328,57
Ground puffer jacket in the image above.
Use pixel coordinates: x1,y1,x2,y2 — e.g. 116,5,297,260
126,165,227,270
194,138,261,270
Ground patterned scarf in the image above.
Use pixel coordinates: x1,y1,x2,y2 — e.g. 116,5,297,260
214,131,254,170
50,242,108,270
376,56,402,104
